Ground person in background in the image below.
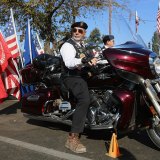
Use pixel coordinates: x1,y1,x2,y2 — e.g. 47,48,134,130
60,21,97,153
91,35,115,61
102,35,115,50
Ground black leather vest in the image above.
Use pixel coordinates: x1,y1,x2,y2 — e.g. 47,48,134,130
61,38,86,78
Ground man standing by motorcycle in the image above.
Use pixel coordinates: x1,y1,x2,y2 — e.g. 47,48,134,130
60,21,97,153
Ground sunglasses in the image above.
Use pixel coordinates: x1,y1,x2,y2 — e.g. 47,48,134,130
72,28,84,34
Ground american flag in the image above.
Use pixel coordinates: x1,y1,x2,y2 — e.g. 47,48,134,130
34,33,44,55
3,9,21,100
157,1,160,35
3,58,21,100
5,10,20,58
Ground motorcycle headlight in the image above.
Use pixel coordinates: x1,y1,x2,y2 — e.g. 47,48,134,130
154,58,160,75
149,52,160,76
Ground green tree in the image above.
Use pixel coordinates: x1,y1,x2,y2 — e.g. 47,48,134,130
152,31,160,54
87,28,102,45
0,0,132,54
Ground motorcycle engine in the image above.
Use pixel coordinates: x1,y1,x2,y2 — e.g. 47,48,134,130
87,90,120,126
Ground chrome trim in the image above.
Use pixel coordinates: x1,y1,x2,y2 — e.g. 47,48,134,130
153,115,160,127
154,83,160,93
27,95,40,101
42,100,54,116
150,78,160,83
141,78,160,117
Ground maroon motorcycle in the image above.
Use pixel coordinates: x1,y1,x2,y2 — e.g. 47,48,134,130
20,16,160,148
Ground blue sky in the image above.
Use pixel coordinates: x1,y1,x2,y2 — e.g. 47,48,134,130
77,0,158,46
20,1,159,50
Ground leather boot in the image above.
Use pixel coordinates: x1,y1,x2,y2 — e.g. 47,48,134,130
65,133,86,153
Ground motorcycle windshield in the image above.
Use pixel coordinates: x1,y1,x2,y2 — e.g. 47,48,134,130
110,14,148,49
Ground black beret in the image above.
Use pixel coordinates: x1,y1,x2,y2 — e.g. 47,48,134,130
103,35,114,44
71,21,88,30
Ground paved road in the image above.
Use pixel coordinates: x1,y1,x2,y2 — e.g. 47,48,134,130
0,100,160,160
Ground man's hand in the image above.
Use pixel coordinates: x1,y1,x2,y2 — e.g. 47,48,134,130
88,57,97,66
81,57,97,66
80,53,86,59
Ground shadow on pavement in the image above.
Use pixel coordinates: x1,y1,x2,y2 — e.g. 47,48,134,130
27,119,113,140
85,129,160,152
26,119,119,141
127,130,160,151
27,119,71,132
85,129,114,141
0,101,21,115
117,148,137,160
104,148,137,160
25,117,160,152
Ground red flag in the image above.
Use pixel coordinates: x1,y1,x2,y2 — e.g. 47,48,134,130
0,75,8,104
0,31,10,103
0,32,11,73
157,2,160,35
3,58,21,100
135,11,139,33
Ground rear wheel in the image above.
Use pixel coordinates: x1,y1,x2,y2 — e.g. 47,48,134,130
146,123,160,149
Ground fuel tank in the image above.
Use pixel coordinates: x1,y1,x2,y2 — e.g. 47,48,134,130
103,42,154,79
87,74,122,89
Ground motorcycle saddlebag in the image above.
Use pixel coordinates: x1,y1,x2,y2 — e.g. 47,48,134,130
21,88,59,115
21,90,48,115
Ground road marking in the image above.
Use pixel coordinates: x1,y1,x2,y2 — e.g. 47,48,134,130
0,135,92,160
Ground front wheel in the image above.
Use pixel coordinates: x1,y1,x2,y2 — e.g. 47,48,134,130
146,124,160,149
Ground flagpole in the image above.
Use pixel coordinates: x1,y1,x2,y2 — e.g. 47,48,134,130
10,8,22,82
36,33,43,49
28,19,33,63
108,0,112,34
135,11,139,34
135,11,137,33
10,8,24,68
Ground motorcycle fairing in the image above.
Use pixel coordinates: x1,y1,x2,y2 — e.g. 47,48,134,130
103,42,154,79
113,89,135,129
